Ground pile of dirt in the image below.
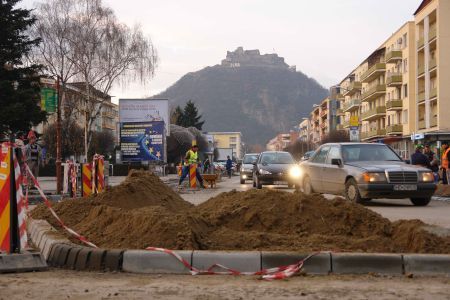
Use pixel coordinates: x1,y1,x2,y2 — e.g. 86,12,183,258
31,174,450,253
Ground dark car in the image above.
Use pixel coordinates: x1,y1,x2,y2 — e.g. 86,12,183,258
299,143,436,206
240,153,259,184
252,151,301,189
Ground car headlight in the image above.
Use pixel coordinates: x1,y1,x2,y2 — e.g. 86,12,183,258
419,171,434,182
259,169,271,175
289,166,302,179
362,172,387,183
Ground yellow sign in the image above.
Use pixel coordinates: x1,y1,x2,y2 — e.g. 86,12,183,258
350,116,359,127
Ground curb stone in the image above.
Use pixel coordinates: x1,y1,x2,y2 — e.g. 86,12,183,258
27,218,450,276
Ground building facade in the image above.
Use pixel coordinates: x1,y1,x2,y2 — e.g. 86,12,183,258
265,131,300,151
208,132,244,159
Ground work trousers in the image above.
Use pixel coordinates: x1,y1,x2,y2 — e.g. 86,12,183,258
27,160,39,186
179,165,203,185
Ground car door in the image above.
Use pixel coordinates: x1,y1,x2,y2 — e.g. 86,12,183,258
321,146,347,194
307,146,330,192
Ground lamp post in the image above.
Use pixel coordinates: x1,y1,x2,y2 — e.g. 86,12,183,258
56,76,62,194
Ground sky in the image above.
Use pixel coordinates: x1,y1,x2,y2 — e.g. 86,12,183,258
22,0,421,103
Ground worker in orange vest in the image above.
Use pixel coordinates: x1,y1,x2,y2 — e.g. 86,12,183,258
441,142,450,184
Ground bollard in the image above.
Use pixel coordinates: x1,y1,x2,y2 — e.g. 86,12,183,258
189,164,197,189
96,157,104,193
0,143,12,253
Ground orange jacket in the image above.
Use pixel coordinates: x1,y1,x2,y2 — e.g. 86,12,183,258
442,148,450,169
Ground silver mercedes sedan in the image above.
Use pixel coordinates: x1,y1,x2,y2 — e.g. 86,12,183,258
299,143,436,206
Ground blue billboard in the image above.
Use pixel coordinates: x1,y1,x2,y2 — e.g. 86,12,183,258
120,121,165,162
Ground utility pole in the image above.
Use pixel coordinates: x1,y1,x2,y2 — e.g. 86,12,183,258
56,77,62,194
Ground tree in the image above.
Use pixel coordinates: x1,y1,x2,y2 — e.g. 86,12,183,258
0,0,47,136
88,130,115,158
170,105,184,125
284,139,311,160
180,100,204,130
320,130,350,144
42,120,84,159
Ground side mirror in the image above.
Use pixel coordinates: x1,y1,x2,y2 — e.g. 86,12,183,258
331,158,343,167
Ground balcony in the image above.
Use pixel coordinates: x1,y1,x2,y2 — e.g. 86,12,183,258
386,74,402,87
336,93,345,101
361,63,386,83
320,110,328,118
360,132,369,141
386,124,403,135
321,122,327,129
429,59,437,70
418,91,425,103
418,119,426,129
336,108,344,116
343,121,350,128
418,64,425,76
431,117,437,127
343,99,361,112
361,106,386,121
429,26,437,42
386,100,403,111
361,84,386,102
368,129,387,139
102,111,116,119
102,121,116,130
430,87,437,99
344,81,362,96
417,37,424,49
385,50,402,63
336,124,344,130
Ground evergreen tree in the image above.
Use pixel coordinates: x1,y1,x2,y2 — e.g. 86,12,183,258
181,100,204,130
171,105,184,125
0,0,46,137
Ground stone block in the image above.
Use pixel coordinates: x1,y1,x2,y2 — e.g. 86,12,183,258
123,250,193,274
0,253,48,273
192,251,261,273
404,254,450,275
104,249,124,272
87,248,106,271
261,252,331,274
331,253,403,275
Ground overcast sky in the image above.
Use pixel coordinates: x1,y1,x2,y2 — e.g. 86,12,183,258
22,0,420,103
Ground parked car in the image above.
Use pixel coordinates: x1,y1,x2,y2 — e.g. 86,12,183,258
240,153,259,184
299,143,436,206
301,150,315,161
252,151,301,189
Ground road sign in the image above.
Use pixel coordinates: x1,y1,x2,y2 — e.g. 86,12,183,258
40,88,57,113
349,126,360,142
40,78,56,85
350,116,359,127
410,133,424,141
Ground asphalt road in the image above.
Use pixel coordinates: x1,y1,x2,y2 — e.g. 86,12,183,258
185,175,450,229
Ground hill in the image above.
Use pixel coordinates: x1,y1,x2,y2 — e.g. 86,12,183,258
156,47,328,146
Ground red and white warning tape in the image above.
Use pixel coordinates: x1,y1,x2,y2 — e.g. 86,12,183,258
145,246,319,280
25,164,98,248
13,151,28,248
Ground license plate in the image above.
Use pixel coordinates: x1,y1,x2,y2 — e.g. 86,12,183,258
393,184,417,191
274,181,287,185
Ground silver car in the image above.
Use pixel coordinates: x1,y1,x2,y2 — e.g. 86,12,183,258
299,143,436,206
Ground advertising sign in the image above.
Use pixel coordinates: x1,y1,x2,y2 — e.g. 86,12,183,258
349,126,360,142
349,116,359,127
41,88,57,113
120,121,165,162
119,99,170,136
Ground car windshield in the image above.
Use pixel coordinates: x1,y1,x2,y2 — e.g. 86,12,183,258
243,154,258,164
260,152,295,164
341,144,401,162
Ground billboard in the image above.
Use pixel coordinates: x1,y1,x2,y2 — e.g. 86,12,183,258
119,99,170,135
120,121,165,162
41,88,57,113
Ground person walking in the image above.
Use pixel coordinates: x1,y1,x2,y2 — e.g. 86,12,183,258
411,145,430,168
441,142,450,184
25,130,42,187
424,144,439,181
203,157,211,173
178,144,205,188
225,155,233,179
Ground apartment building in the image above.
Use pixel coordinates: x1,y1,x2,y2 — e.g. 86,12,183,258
208,131,243,159
299,119,310,142
316,0,449,159
309,106,320,147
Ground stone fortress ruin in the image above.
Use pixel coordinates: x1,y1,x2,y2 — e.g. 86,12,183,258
221,47,296,71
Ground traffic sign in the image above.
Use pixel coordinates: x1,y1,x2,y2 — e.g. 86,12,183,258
349,126,360,142
350,116,359,127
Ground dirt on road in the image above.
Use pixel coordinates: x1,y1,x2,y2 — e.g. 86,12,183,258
31,171,450,253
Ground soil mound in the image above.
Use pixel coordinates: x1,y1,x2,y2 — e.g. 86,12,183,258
31,184,450,253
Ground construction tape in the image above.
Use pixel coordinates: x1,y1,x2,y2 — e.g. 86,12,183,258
145,246,319,280
24,164,97,248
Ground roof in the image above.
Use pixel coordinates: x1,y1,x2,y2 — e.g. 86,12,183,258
414,0,433,15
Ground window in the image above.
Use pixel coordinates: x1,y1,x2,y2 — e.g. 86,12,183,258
229,137,237,143
312,146,330,164
403,84,408,98
403,58,408,73
326,146,341,164
402,109,408,124
230,144,237,149
403,33,408,48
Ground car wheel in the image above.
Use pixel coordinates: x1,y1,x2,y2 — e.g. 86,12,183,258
410,197,431,206
256,176,262,189
252,175,256,187
303,176,313,195
345,178,363,204
240,178,245,184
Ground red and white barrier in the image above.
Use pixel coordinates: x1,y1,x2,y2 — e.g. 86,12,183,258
13,153,27,249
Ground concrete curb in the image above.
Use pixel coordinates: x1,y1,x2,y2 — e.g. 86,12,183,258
27,218,450,276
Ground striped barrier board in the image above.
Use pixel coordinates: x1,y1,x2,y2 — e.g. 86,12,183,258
97,157,104,193
13,152,27,249
189,164,197,188
0,144,11,253
82,164,92,197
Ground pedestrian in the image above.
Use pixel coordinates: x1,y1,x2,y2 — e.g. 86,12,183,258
25,130,42,187
441,142,450,185
203,157,211,173
226,155,233,178
178,144,205,188
411,144,430,168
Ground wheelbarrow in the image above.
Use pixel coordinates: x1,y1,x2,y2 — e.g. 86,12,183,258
202,173,218,188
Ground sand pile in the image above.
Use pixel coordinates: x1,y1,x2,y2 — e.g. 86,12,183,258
31,173,450,253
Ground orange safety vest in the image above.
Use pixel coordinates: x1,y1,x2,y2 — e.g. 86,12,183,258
442,148,450,169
